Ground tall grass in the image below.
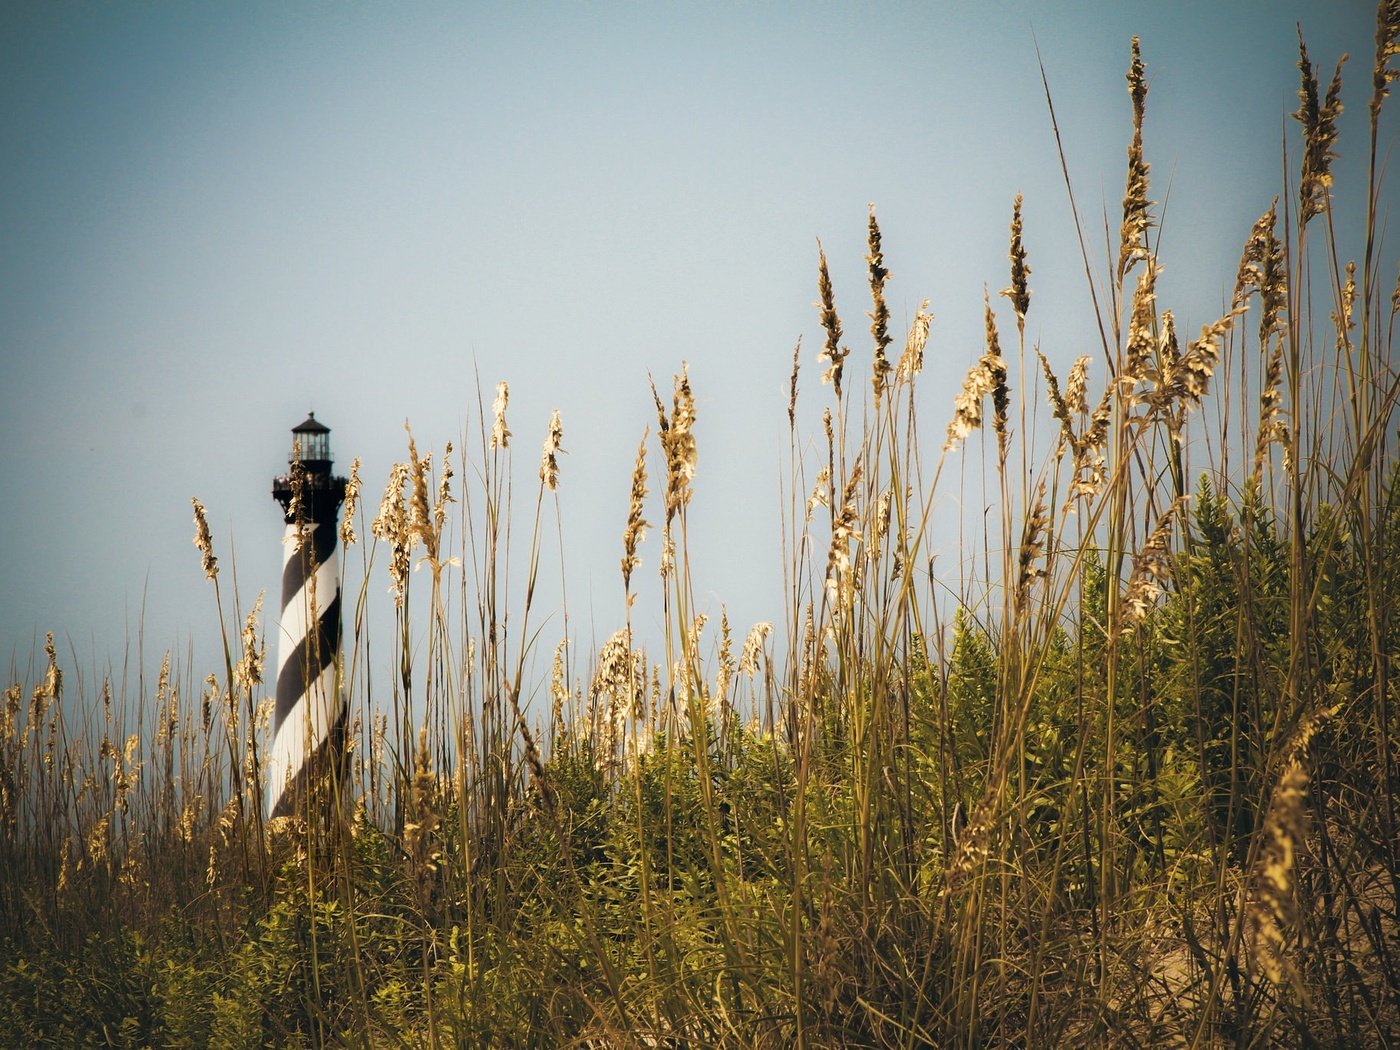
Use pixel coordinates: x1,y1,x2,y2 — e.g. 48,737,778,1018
2,10,1398,1047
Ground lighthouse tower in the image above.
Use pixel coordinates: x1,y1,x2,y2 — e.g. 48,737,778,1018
268,412,348,820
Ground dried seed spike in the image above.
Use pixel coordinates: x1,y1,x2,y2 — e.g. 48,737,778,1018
654,365,697,519
738,621,773,676
191,497,218,581
788,338,801,428
1295,33,1347,226
1118,37,1153,282
621,432,650,592
1117,496,1187,637
1121,261,1159,402
1255,335,1291,477
539,410,564,491
982,291,1010,459
1371,0,1400,124
1334,260,1358,354
371,461,412,606
714,608,734,717
824,464,863,609
1000,193,1032,323
867,205,893,398
340,456,362,547
434,440,454,535
896,300,932,382
944,359,996,453
816,242,849,398
490,381,511,449
1038,351,1075,457
1016,484,1049,612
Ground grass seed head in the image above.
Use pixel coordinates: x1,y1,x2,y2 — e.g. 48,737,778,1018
1000,193,1032,323
340,456,361,547
490,380,511,449
944,358,997,453
739,622,773,675
622,433,650,592
867,205,893,397
653,365,697,521
817,244,849,398
539,410,564,491
1118,37,1154,281
1372,0,1400,122
896,301,932,382
983,291,1011,458
1118,497,1187,637
371,461,412,606
1295,34,1346,226
191,498,218,581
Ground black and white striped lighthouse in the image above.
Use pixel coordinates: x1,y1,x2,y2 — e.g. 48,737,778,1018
268,412,347,820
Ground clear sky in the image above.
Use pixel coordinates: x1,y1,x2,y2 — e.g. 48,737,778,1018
0,1,1386,690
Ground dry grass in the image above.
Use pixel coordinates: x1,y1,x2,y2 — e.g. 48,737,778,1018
2,9,1399,1048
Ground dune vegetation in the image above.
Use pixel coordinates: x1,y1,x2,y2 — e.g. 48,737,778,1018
3,9,1399,1048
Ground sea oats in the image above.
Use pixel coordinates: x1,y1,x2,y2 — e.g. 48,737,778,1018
1372,0,1400,123
1038,352,1074,458
787,339,801,428
1246,706,1333,987
1065,356,1091,417
944,358,999,453
233,593,264,692
983,291,1010,459
340,456,362,547
371,461,412,606
1118,37,1153,282
621,433,650,592
1256,337,1292,476
433,441,454,536
824,465,862,609
806,465,832,520
896,300,932,382
286,454,307,532
1118,497,1186,637
1333,260,1357,355
868,488,893,565
1000,193,1032,324
405,430,436,558
592,629,645,768
816,244,849,397
1234,202,1285,332
539,409,564,491
1121,262,1159,404
652,366,697,521
738,622,773,676
867,205,893,398
1295,35,1346,227
1248,203,1287,348
490,380,511,449
550,640,568,741
1016,485,1049,613
1176,310,1235,409
191,498,218,581
714,609,734,721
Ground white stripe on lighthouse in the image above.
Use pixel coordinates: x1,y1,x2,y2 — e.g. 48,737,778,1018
267,516,343,819
274,527,340,683
264,661,340,812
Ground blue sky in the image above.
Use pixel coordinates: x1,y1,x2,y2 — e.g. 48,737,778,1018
0,1,1385,688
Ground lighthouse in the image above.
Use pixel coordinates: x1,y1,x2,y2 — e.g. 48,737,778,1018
268,412,347,820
